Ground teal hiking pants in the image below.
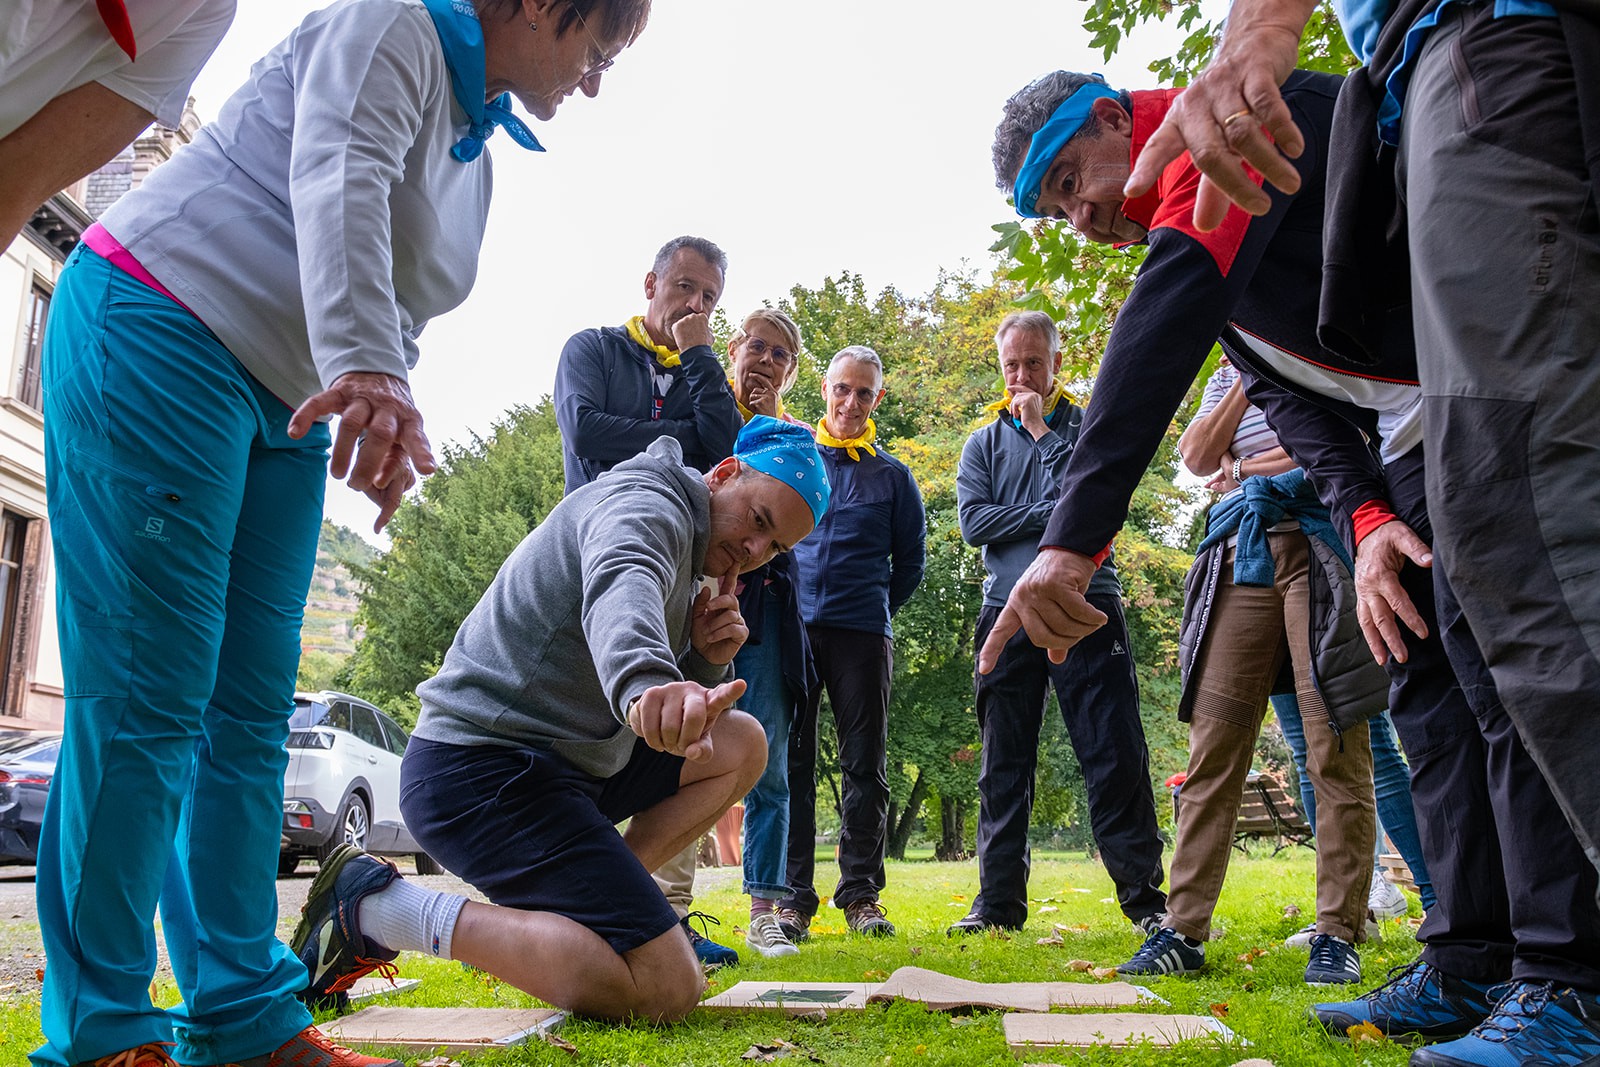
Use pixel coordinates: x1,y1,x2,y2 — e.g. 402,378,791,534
34,246,328,1065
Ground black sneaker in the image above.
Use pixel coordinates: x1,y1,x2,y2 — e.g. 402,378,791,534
681,912,739,968
843,898,895,937
946,912,1013,936
289,844,401,1008
1133,914,1164,938
775,905,811,944
1115,926,1205,977
1311,961,1498,1042
1305,934,1362,986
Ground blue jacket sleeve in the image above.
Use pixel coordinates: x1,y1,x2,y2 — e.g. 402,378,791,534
956,427,1055,546
888,465,927,617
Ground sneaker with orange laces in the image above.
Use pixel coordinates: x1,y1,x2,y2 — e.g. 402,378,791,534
288,844,401,1010
223,1025,401,1067
77,1043,177,1067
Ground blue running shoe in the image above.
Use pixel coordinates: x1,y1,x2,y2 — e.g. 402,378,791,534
290,844,401,1009
1305,934,1362,986
1311,961,1497,1042
1115,926,1205,977
682,911,739,967
1410,981,1600,1066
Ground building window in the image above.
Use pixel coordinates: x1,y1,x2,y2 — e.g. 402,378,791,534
0,512,44,716
17,283,48,410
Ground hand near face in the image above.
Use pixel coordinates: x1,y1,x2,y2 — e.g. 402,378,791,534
691,572,748,666
288,371,437,532
1008,389,1046,434
743,382,780,418
628,678,748,762
671,312,714,353
977,548,1107,672
1354,519,1433,666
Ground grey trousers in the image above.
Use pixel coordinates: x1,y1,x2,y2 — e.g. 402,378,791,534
1401,3,1600,871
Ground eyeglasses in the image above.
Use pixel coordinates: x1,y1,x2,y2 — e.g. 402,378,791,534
741,336,795,366
572,7,617,79
828,382,880,406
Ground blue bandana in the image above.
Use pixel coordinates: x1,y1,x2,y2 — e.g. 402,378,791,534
1012,82,1122,218
421,0,547,163
735,416,831,526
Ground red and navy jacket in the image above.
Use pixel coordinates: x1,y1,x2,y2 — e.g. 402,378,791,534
1041,70,1420,560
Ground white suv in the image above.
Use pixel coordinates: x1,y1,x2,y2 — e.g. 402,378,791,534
279,690,440,875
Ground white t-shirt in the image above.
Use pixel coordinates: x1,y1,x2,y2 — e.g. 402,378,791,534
0,0,236,138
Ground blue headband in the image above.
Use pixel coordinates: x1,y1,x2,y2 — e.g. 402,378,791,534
1012,82,1122,218
735,416,831,526
421,0,547,163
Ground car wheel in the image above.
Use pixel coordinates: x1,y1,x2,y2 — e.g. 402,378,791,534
317,793,369,863
278,852,301,877
414,853,443,876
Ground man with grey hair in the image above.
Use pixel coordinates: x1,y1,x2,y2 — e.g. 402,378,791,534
950,311,1166,937
554,235,745,965
778,346,925,940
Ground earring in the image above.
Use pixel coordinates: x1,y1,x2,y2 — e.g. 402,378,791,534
528,20,537,30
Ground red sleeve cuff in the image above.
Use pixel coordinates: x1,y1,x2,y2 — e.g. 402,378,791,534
1352,500,1398,546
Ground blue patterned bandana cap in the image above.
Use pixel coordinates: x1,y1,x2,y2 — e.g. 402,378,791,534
1012,82,1122,218
735,416,831,525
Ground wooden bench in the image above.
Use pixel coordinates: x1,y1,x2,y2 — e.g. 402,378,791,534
1170,769,1315,856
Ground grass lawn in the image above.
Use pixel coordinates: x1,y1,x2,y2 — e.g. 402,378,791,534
2,849,1424,1065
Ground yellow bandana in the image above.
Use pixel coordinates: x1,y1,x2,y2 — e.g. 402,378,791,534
728,376,787,424
625,315,680,369
815,417,877,461
985,381,1068,419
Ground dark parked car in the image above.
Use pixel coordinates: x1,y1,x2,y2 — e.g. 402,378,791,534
0,730,62,865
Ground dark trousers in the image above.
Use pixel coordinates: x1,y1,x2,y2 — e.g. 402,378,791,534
972,597,1166,929
1383,448,1600,988
782,625,893,916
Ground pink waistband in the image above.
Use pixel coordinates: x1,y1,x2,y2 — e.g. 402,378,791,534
82,223,195,315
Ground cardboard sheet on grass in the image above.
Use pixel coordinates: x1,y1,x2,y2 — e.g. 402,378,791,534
319,1006,565,1052
346,975,421,1003
1003,1011,1240,1054
866,966,1159,1012
701,982,880,1014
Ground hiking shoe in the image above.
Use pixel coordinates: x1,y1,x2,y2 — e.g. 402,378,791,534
77,1044,176,1067
1410,981,1600,1066
1369,874,1409,921
289,844,400,1008
1115,927,1205,977
1311,961,1497,1042
775,906,811,944
843,898,896,937
227,1025,403,1066
947,912,1014,936
1305,934,1362,986
1286,912,1383,948
745,912,800,958
682,912,740,967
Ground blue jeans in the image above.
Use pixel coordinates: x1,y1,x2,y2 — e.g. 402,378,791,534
34,248,326,1065
1272,694,1436,910
735,590,794,898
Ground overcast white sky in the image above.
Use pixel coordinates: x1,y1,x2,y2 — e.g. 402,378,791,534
184,0,1217,541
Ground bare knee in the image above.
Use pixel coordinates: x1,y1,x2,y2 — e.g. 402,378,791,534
717,709,767,794
619,930,705,1022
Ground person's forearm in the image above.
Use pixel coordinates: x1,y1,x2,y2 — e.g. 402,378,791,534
1237,445,1296,478
1180,384,1250,475
1212,0,1320,69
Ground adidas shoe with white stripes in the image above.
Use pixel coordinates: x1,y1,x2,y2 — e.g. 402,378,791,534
1305,933,1362,986
1115,926,1205,977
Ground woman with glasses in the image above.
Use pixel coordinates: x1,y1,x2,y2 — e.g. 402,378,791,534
722,310,815,957
35,2,648,1066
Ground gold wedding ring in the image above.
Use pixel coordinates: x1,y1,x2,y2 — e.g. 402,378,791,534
1223,108,1255,127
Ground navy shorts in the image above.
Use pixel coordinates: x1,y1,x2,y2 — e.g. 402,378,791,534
400,735,686,954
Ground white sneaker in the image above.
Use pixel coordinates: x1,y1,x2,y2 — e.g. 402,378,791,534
1286,913,1382,948
1369,873,1409,920
745,912,799,958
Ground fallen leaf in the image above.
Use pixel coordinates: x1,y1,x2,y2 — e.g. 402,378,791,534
1067,959,1093,972
1091,967,1118,980
542,1032,578,1055
35,969,44,983
742,1040,796,1061
909,946,923,957
1071,888,1091,894
1283,904,1302,918
1209,1002,1230,1018
1037,905,1059,914
1347,1021,1388,1047
1236,947,1267,963
1035,932,1064,946
1069,923,1089,932
1099,897,1116,904
863,969,888,981
952,894,967,901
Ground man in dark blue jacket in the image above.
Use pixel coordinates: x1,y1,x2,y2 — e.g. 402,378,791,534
953,310,1166,938
777,346,925,940
553,234,745,967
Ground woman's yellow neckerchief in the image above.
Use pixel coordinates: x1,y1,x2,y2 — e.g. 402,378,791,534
815,417,877,460
728,376,787,424
625,315,679,368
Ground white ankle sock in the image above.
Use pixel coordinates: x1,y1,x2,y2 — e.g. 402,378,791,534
360,877,467,959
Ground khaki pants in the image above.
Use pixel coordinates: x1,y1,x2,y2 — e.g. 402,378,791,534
1166,534,1375,943
653,842,697,918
